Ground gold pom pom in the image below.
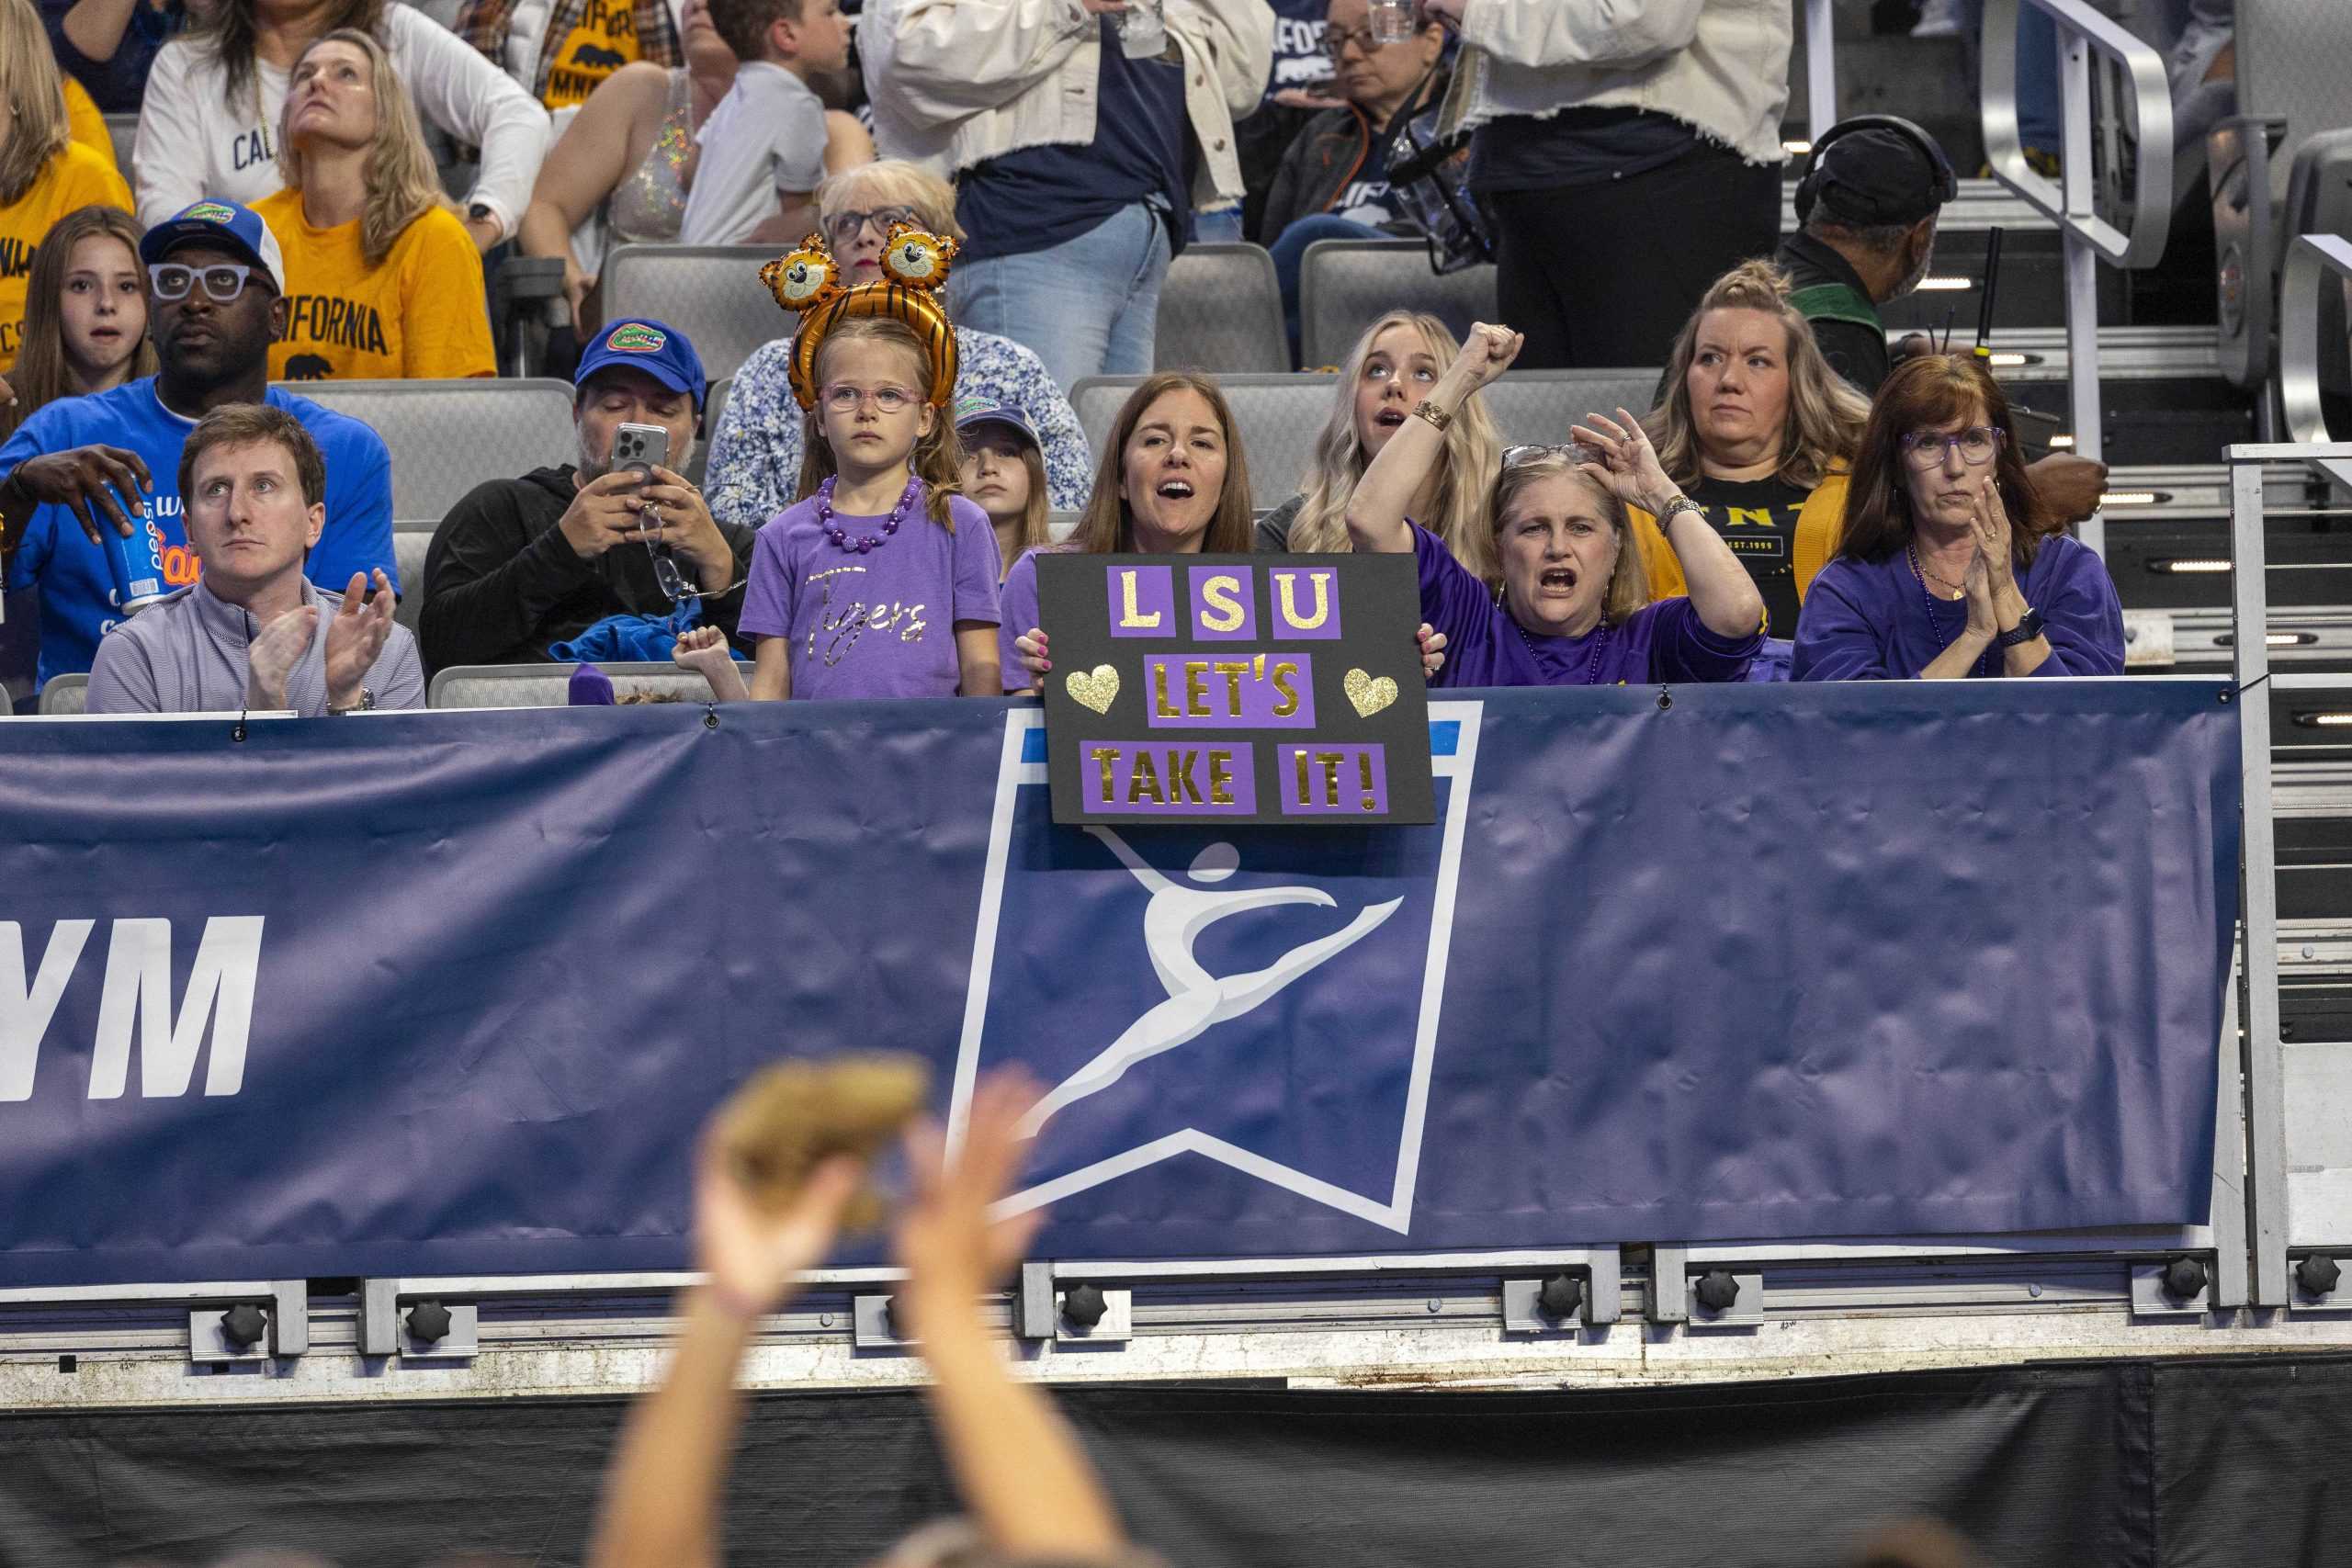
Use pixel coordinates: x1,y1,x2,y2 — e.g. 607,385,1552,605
714,1053,930,1233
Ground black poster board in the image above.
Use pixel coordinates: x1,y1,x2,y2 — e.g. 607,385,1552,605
1035,552,1436,825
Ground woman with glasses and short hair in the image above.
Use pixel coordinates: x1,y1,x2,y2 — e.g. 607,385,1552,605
1792,354,2123,681
1346,320,1766,686
705,160,1093,528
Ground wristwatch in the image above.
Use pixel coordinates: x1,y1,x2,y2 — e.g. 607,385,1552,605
328,687,376,716
467,202,499,237
1995,607,2045,648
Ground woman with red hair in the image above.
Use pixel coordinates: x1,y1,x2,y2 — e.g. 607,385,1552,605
1792,355,2123,681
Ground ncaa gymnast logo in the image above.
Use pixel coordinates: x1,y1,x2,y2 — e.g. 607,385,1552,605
952,704,1483,1233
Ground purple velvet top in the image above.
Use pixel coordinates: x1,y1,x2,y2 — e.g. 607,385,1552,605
1792,534,2125,681
1413,526,1759,687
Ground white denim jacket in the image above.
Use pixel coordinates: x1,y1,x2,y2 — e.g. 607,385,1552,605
858,0,1275,209
1442,0,1792,167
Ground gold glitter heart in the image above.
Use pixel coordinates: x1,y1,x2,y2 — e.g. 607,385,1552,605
1066,664,1121,715
1344,668,1397,717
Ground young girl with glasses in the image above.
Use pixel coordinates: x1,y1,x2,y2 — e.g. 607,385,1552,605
1792,354,2123,681
714,313,1001,699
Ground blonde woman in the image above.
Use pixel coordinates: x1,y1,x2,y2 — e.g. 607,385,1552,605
0,0,132,377
1346,321,1765,687
1634,259,1871,637
1256,310,1502,586
253,28,494,380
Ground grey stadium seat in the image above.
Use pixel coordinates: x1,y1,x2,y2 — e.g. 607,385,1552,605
1069,369,1666,513
277,378,575,522
1298,241,1498,371
103,115,138,180
1156,243,1289,375
428,662,718,709
392,523,435,636
690,376,732,487
598,245,785,386
38,674,88,716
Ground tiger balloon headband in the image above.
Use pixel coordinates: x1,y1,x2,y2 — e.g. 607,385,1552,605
760,223,961,412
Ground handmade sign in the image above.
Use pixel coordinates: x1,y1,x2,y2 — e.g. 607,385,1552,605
1035,553,1436,825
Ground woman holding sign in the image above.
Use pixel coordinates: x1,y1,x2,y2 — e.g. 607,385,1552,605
1001,371,1451,693
1344,322,1766,686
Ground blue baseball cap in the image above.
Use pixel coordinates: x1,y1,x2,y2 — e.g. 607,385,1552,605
140,199,286,292
954,395,1041,453
576,318,707,408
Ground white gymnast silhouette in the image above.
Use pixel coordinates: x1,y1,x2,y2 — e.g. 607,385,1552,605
1019,826,1403,1136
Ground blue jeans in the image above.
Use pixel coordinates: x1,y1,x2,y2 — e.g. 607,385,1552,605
1269,213,1389,368
2016,4,2061,156
949,202,1172,391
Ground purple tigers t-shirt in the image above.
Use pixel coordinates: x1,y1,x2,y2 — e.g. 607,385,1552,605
1412,525,1758,686
738,491,1003,698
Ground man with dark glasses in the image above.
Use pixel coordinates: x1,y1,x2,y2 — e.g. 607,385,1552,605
416,317,753,673
0,198,395,697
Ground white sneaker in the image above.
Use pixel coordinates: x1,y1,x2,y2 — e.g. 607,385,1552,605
1911,0,1977,39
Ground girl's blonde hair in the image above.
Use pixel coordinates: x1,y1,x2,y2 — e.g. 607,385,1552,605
795,317,965,528
1067,372,1255,555
1286,310,1501,584
1491,449,1649,627
964,425,1052,566
1645,259,1871,491
277,28,458,267
0,0,73,205
0,205,156,444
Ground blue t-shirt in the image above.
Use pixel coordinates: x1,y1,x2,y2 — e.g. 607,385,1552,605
956,18,1194,264
2,380,396,686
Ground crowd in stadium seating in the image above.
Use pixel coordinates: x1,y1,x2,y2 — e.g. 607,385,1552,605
0,0,2142,716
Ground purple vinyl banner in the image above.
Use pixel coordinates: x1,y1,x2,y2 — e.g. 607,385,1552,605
0,682,2240,1287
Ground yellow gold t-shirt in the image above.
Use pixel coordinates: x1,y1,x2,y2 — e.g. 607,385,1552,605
63,78,122,175
543,0,641,110
0,141,132,372
254,189,495,382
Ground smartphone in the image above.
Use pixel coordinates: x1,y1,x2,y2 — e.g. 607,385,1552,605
611,422,670,484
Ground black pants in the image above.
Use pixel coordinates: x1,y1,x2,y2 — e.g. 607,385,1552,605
1481,141,1782,371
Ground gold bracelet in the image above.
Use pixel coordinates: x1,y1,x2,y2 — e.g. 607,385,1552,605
1410,400,1454,433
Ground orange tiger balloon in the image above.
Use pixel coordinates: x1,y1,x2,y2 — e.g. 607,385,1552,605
768,223,962,412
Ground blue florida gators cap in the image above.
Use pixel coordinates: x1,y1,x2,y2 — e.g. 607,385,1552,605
575,318,707,409
139,199,286,292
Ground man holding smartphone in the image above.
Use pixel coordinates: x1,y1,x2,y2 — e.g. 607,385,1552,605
416,318,756,672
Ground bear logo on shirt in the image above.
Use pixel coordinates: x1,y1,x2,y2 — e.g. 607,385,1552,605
570,41,628,66
284,354,335,380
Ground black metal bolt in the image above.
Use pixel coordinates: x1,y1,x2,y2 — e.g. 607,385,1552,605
405,1300,454,1344
1536,1273,1583,1321
218,1303,268,1349
1693,1270,1740,1314
882,1296,905,1338
2295,1255,2342,1297
2161,1256,2209,1301
1061,1282,1109,1327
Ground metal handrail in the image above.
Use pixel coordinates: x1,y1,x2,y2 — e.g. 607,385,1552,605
1980,0,2175,267
1979,0,2176,561
1804,0,1836,143
2224,436,2352,1307
2278,234,2352,490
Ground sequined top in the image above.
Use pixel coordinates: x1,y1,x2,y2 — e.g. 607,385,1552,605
608,68,695,247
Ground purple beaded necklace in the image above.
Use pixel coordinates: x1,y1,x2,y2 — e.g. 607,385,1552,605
817,475,923,554
1908,543,1993,678
1514,612,1613,685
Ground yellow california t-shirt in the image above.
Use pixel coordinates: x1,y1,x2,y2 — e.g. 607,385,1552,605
543,0,641,110
254,188,495,381
0,141,133,372
63,78,122,176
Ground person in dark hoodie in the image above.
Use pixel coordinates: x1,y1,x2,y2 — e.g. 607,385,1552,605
418,317,754,673
1257,0,1446,365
